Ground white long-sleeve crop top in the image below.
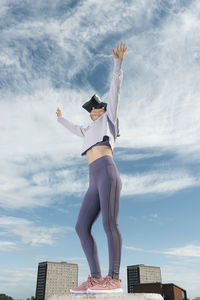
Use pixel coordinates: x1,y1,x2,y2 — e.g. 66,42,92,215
57,57,123,156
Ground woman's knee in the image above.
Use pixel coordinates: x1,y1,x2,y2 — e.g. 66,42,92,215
75,221,82,235
75,221,91,237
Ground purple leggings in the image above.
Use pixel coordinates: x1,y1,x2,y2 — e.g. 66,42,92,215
75,155,122,280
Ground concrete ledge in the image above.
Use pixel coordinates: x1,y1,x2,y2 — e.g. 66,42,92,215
49,293,164,300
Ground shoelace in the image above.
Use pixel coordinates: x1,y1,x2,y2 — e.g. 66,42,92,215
101,276,115,288
86,275,100,287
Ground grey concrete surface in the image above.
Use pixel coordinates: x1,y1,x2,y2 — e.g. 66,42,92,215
48,293,164,300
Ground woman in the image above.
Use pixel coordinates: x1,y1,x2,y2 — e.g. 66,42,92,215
56,42,127,294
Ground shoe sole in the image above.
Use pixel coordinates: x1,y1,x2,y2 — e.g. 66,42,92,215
70,289,88,294
87,288,123,294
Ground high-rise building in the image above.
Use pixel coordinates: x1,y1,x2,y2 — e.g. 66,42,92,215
127,264,162,293
35,261,78,300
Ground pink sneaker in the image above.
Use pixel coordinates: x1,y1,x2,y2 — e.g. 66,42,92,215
87,275,123,294
70,275,103,294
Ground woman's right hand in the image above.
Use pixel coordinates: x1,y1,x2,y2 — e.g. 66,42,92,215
56,107,62,118
112,42,127,59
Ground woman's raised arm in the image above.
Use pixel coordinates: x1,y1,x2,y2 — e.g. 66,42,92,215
56,107,86,138
106,43,127,125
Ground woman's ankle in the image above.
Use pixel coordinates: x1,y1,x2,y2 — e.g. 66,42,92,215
92,276,102,280
112,276,120,281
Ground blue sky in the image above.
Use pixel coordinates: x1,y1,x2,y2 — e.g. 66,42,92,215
0,0,200,299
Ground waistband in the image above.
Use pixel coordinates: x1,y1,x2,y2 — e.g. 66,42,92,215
89,155,114,172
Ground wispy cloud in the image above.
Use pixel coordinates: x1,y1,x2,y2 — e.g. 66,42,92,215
1,1,200,299
0,267,36,287
115,151,164,161
1,157,199,210
0,0,200,213
0,151,88,209
0,241,19,252
142,213,159,221
124,244,200,258
121,169,200,196
0,215,74,245
118,0,200,160
128,213,159,222
1,0,200,163
165,244,200,258
33,256,86,263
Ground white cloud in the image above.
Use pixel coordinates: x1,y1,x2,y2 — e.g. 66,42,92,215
128,213,159,222
33,256,87,266
116,0,200,160
0,241,19,252
124,244,200,258
1,0,199,160
115,151,164,161
0,215,74,246
165,244,200,258
142,213,159,221
0,1,200,300
120,169,199,196
1,148,199,210
54,257,86,262
0,0,200,213
0,267,36,286
0,120,87,209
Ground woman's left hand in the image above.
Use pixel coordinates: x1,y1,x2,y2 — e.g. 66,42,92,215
112,42,127,59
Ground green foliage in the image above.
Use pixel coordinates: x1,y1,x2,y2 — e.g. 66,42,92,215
0,294,14,300
0,293,35,300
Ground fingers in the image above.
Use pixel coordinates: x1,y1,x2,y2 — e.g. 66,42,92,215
117,44,120,54
112,42,127,59
112,48,117,58
120,42,127,53
115,42,127,56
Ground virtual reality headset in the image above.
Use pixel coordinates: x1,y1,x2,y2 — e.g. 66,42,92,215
82,94,107,113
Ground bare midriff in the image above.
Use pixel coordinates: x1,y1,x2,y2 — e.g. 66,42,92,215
86,145,113,165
